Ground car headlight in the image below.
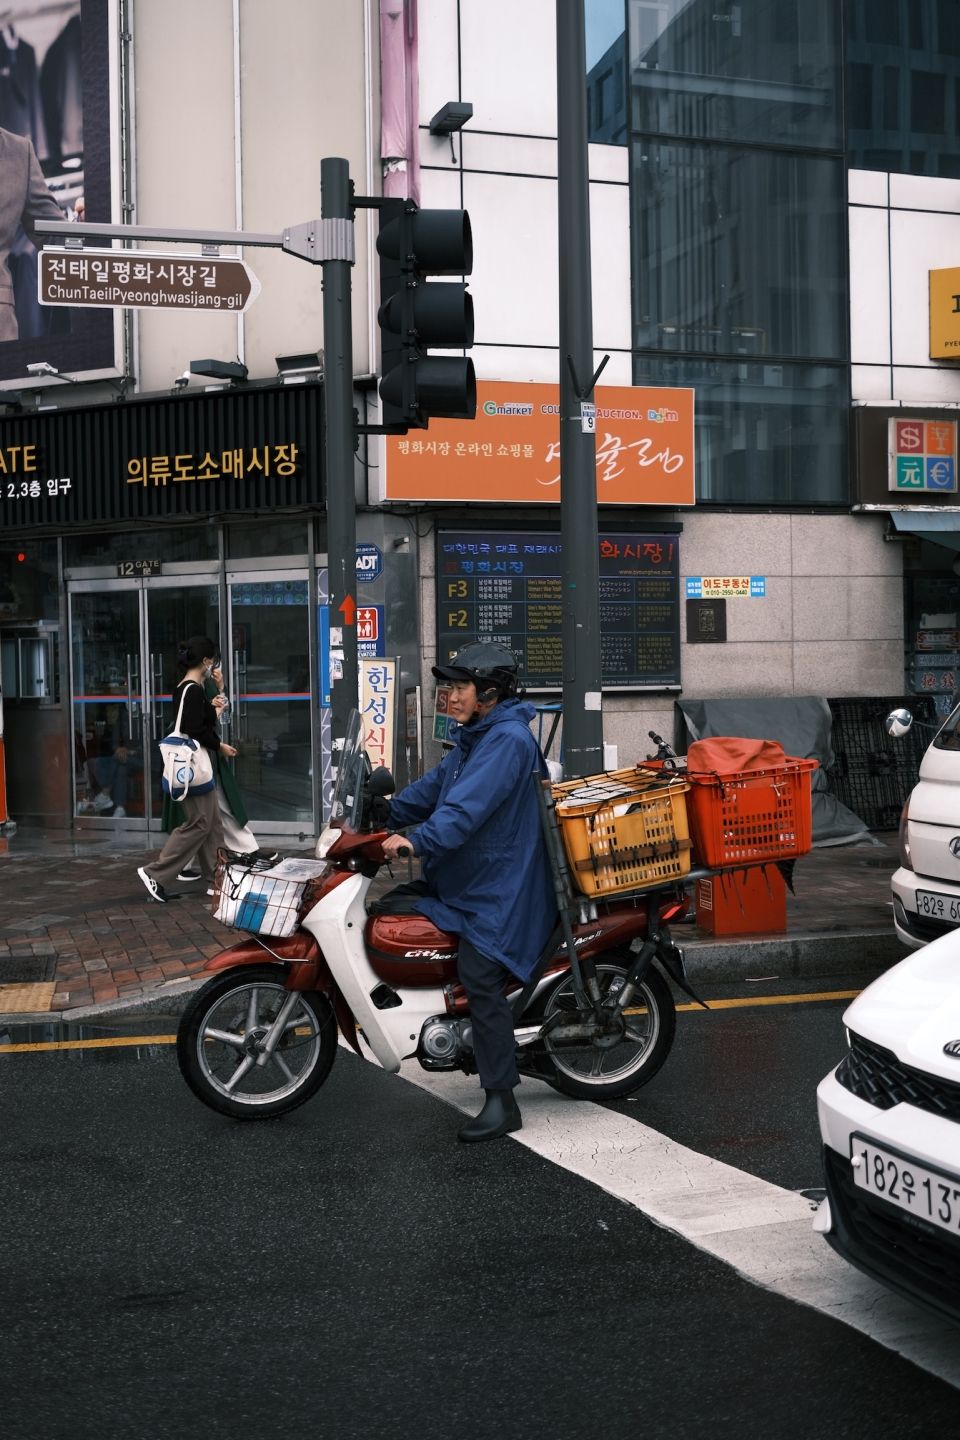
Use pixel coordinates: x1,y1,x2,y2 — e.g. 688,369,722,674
898,800,913,871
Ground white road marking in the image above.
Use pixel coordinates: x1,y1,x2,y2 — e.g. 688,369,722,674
397,1061,960,1387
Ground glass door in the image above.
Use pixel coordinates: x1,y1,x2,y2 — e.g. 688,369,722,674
227,574,314,831
70,583,148,827
69,578,221,829
144,579,222,830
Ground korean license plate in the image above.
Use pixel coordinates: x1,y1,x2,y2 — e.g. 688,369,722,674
915,889,960,922
851,1135,960,1236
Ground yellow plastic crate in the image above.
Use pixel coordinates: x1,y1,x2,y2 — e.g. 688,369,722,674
552,766,692,897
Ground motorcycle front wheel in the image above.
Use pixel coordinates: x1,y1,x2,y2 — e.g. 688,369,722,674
177,966,337,1119
533,954,676,1100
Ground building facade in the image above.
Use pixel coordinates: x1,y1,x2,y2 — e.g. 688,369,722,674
3,0,960,832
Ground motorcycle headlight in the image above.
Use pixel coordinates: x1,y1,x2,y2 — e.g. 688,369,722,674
315,825,339,859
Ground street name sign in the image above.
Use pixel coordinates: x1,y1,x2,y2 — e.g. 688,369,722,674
38,247,260,314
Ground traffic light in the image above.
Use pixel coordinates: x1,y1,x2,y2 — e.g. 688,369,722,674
376,199,476,429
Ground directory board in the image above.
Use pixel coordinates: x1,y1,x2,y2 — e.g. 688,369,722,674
436,529,681,690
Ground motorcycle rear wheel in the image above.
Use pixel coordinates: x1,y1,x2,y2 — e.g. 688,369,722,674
533,954,676,1100
177,966,337,1119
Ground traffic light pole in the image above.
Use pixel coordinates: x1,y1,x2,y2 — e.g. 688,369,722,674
556,0,604,778
320,157,360,753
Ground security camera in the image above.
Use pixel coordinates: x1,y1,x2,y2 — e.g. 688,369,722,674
26,361,58,376
174,370,191,389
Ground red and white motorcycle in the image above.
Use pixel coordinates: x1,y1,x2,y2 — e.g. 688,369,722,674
176,711,700,1120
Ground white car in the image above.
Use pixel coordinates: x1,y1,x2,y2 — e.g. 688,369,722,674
888,704,960,949
816,929,960,1322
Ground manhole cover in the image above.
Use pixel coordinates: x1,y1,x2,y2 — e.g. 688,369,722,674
1,956,57,983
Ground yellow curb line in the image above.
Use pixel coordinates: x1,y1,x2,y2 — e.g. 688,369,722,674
676,989,860,1012
0,990,861,1054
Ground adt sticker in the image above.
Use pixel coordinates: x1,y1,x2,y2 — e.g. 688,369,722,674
355,543,383,582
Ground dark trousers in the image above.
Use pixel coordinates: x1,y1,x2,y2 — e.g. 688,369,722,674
457,937,519,1092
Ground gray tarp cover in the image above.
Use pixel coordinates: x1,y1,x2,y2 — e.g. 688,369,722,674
675,696,869,846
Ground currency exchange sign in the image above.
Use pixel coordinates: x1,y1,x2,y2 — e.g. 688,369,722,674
38,246,260,314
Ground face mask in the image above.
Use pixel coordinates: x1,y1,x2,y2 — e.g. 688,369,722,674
202,663,214,679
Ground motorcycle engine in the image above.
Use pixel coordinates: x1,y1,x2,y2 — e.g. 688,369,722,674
418,1016,471,1070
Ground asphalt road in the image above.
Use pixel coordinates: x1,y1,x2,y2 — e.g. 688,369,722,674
2,981,958,1439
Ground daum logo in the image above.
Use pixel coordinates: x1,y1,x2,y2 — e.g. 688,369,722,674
647,407,679,423
943,1039,960,1059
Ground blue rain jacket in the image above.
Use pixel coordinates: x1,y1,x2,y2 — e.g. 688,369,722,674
388,699,557,980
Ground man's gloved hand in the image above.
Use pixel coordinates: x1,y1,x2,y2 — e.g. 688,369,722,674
368,795,392,828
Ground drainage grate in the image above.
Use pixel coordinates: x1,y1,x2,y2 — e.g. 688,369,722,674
1,955,57,984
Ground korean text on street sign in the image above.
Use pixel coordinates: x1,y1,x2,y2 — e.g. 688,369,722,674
38,247,261,314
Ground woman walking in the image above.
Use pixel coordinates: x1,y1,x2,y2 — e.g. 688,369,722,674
137,636,237,903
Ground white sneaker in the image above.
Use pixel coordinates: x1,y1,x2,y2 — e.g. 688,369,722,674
92,792,114,812
112,806,127,818
137,866,167,903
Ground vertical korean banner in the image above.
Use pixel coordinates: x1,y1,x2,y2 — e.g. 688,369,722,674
0,0,121,384
360,657,398,773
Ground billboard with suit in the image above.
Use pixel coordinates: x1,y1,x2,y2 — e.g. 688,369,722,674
0,0,120,384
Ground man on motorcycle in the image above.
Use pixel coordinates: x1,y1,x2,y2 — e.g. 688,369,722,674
381,642,557,1143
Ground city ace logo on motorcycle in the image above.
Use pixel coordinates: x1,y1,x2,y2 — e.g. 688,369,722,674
175,715,704,1124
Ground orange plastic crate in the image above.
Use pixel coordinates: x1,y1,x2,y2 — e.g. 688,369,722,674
552,766,692,897
684,758,818,868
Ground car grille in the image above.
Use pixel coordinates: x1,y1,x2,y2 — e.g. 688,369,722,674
823,1147,960,1322
899,908,956,942
836,1030,960,1121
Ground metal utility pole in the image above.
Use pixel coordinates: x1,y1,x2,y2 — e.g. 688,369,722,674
556,0,605,778
320,157,359,749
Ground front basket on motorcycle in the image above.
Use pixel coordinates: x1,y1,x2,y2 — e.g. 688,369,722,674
551,766,692,898
210,851,328,938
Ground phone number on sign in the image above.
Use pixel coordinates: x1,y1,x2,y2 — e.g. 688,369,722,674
4,478,72,500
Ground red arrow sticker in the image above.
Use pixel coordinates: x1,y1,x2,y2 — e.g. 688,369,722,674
338,595,357,626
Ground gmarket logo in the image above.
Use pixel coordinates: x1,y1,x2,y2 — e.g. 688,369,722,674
647,407,679,423
482,401,534,416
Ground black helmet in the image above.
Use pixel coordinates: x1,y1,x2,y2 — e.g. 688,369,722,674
432,641,522,699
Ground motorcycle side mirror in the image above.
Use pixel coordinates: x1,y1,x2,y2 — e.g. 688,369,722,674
366,766,396,797
886,708,913,739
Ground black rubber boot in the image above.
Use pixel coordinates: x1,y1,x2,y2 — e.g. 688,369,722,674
457,1088,522,1144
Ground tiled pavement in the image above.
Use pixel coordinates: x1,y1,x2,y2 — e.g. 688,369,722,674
0,829,905,1019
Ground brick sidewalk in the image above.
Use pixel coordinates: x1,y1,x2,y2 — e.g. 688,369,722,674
0,833,902,1019
0,852,238,1013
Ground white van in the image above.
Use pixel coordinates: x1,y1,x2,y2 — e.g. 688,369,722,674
888,705,960,948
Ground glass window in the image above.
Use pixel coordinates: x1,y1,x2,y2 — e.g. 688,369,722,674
911,70,946,134
849,62,873,131
227,519,310,560
940,0,960,57
882,66,900,130
586,0,628,145
632,355,848,505
65,526,216,567
629,0,841,150
847,2,960,174
864,4,899,47
0,539,59,623
631,141,846,361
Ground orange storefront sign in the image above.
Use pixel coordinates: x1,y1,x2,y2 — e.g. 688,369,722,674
384,380,695,505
